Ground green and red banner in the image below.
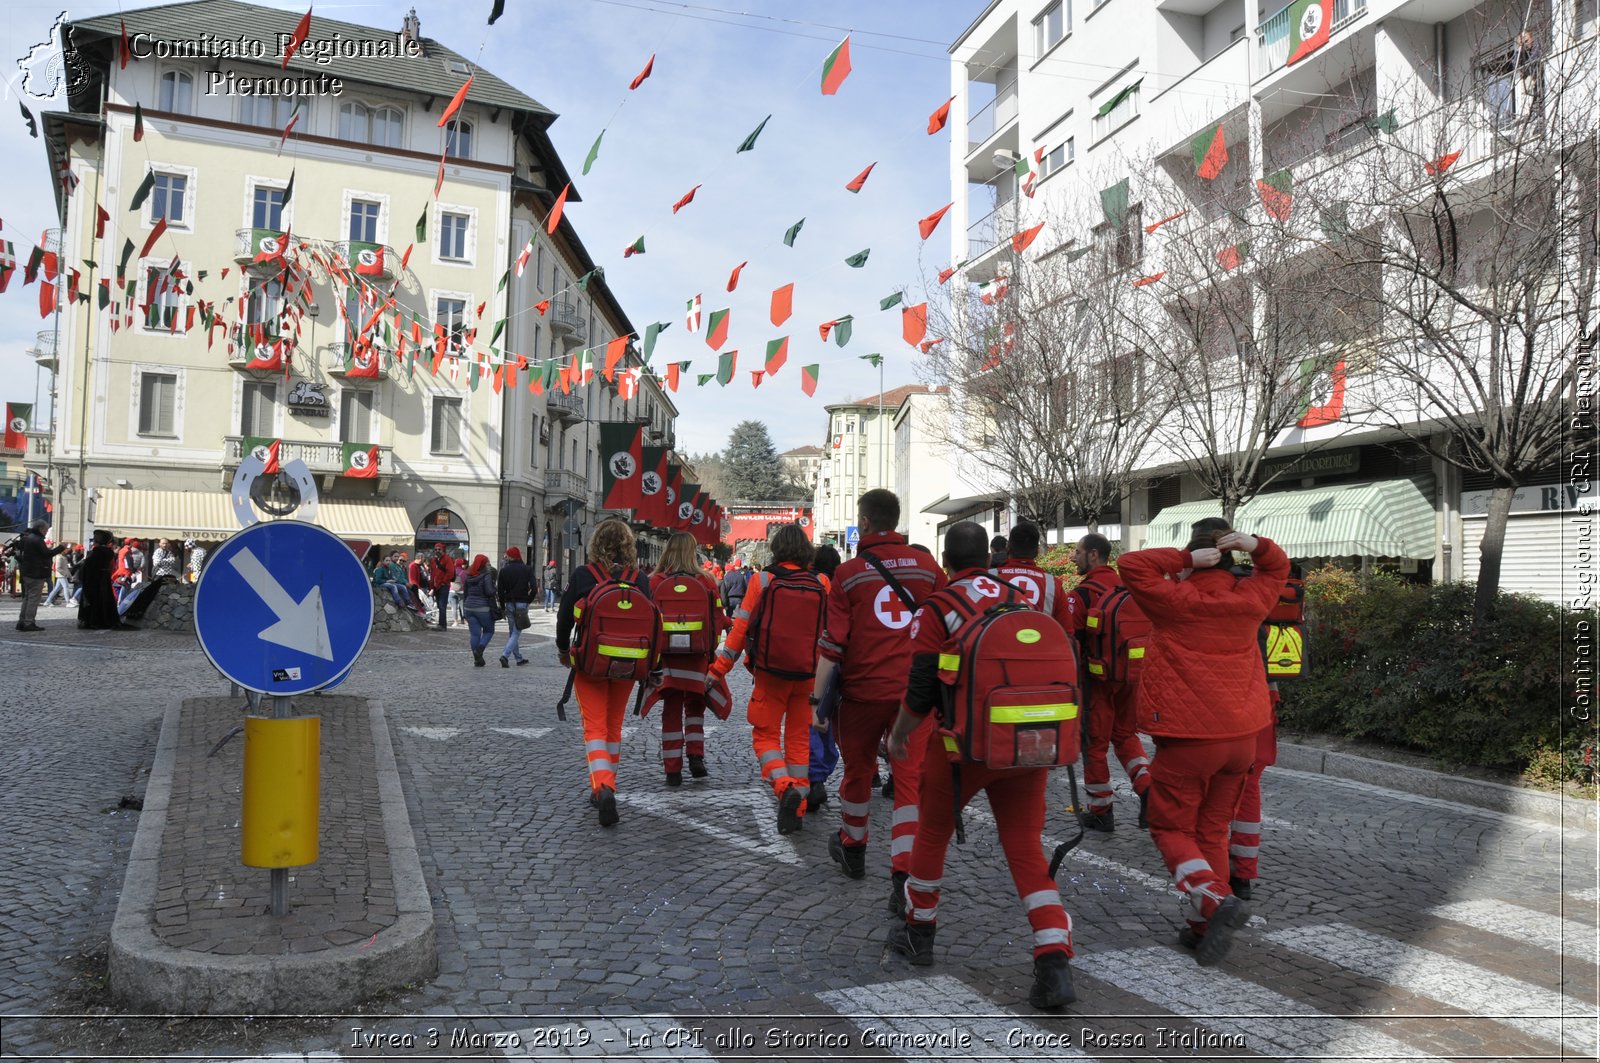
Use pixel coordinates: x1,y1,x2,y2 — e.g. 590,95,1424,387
820,35,852,95
705,307,730,350
242,436,282,474
639,445,669,525
1287,0,1334,66
3,402,31,451
341,442,380,478
1192,124,1228,180
599,421,644,510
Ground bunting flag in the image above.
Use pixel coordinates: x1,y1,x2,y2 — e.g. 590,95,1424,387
819,315,853,347
96,205,109,238
546,183,570,234
0,241,14,294
19,102,37,139
1366,109,1398,134
1424,151,1462,176
860,353,882,368
1287,0,1334,65
282,8,312,69
918,203,953,240
344,340,382,378
133,103,145,142
1132,272,1165,288
696,373,715,387
751,370,765,388
278,101,303,154
1319,201,1351,242
488,0,506,23
129,170,157,212
1101,178,1130,228
243,436,282,474
800,364,819,397
582,130,604,175
1257,169,1293,221
643,321,669,361
434,154,445,197
603,335,628,380
665,362,681,391
535,298,550,316
1019,147,1044,199
726,260,747,292
919,337,946,354
1193,124,1228,180
770,283,793,326
783,218,805,246
599,422,645,509
686,293,702,331
140,218,168,258
120,19,131,69
515,239,533,275
4,403,32,450
844,248,870,268
577,267,601,290
118,238,135,280
1216,243,1249,270
717,349,737,385
937,266,956,284
902,303,927,347
624,235,646,258
676,482,700,530
879,291,903,310
630,54,655,91
672,185,701,213
927,96,955,134
415,207,428,243
820,35,852,95
845,161,876,193
1296,357,1347,427
737,115,771,153
438,76,474,127
1012,222,1046,252
281,168,295,208
340,442,380,478
705,307,731,350
1144,210,1187,235
764,335,788,375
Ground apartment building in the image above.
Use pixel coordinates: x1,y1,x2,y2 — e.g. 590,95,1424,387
811,385,939,549
946,0,1596,601
37,1,674,569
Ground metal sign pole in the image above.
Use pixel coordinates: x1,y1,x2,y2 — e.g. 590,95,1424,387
270,694,291,917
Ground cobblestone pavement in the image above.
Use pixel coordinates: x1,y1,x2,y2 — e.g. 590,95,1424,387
1,597,1595,1061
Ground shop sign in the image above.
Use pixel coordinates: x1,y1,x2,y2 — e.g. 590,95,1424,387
1460,481,1597,517
1261,447,1360,482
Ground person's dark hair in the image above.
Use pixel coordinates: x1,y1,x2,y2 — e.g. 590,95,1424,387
990,535,1008,552
857,489,900,533
1184,516,1231,554
812,544,842,577
1078,532,1111,564
92,529,113,546
769,524,815,567
1007,522,1041,559
945,521,990,570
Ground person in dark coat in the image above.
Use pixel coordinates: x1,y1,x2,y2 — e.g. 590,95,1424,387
13,519,67,631
77,529,121,630
496,547,534,666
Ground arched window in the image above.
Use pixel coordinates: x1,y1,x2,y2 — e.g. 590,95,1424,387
241,95,295,129
371,106,404,148
444,119,472,159
338,101,369,143
159,70,193,113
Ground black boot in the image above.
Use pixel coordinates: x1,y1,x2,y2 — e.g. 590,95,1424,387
596,785,619,828
1029,952,1076,1009
809,780,828,811
687,754,708,778
888,871,909,918
1078,807,1115,833
888,921,935,966
777,787,804,835
829,831,866,879
665,771,682,787
1195,895,1250,967
1137,789,1150,829
1229,875,1254,900
473,648,485,667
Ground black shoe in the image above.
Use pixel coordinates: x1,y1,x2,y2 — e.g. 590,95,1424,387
473,648,485,666
809,781,828,811
665,771,682,787
777,787,804,835
1079,808,1115,833
829,831,866,879
1177,926,1203,950
888,921,935,966
24,624,44,631
1137,789,1150,829
687,755,708,778
500,656,510,668
516,658,529,666
596,785,619,828
1195,895,1250,967
1229,876,1254,900
1029,951,1076,1009
888,871,909,918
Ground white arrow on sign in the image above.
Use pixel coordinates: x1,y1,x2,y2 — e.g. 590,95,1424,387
228,547,335,661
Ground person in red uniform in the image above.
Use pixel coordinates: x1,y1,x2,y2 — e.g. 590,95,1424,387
991,521,1072,628
886,521,1077,1009
1117,518,1289,966
649,531,727,785
709,524,827,834
811,489,946,912
428,544,458,631
1064,531,1152,831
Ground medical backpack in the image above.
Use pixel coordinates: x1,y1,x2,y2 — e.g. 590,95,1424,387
571,563,662,682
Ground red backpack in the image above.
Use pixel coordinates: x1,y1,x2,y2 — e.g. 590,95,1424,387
744,566,827,679
657,574,718,657
1083,585,1152,686
937,590,1082,771
571,563,662,682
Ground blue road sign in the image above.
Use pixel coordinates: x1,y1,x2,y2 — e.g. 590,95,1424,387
845,525,860,545
194,520,373,695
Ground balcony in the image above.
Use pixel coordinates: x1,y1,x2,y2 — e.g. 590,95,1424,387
227,333,294,372
1149,38,1250,158
325,341,393,378
234,227,291,268
1257,0,1367,79
222,436,394,477
546,390,584,422
966,80,1019,156
29,330,57,372
336,239,396,280
548,301,587,345
544,469,590,508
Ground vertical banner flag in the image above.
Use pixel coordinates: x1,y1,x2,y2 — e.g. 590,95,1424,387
1287,0,1334,66
800,364,819,397
1193,123,1228,180
675,481,701,531
902,303,928,347
706,307,731,350
686,293,702,332
1297,358,1347,427
243,437,282,474
599,422,645,510
770,283,793,327
717,349,737,385
665,462,684,528
639,445,669,523
1100,178,1130,228
3,403,32,450
764,336,789,376
1256,169,1294,221
340,442,380,478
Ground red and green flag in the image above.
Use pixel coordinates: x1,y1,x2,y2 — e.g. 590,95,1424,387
340,442,380,478
705,307,730,350
716,349,737,385
599,421,645,510
1257,169,1293,221
243,436,282,474
3,403,32,451
1287,0,1334,66
639,445,669,524
675,481,700,531
770,283,793,326
821,35,852,95
1192,123,1228,180
765,336,789,375
845,161,876,193
1297,358,1347,427
800,364,819,398
624,235,646,257
1012,222,1045,252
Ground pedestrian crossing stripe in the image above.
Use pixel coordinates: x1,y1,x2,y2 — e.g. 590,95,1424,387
820,975,1095,1059
399,726,462,740
1431,899,1600,965
490,727,552,739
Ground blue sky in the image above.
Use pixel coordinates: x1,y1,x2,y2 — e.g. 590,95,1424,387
1,0,981,456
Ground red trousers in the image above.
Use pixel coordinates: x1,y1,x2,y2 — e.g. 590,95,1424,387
748,675,812,809
657,689,706,774
904,733,1073,959
574,673,633,792
1230,705,1279,881
1146,734,1257,925
835,698,931,873
1081,680,1150,813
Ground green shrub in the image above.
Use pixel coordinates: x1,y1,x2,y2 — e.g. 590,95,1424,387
1281,575,1593,784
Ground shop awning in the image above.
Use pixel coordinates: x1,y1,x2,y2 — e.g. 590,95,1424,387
922,491,1006,517
93,489,415,545
1142,479,1436,559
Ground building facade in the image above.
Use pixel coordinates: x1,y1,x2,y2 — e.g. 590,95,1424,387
812,385,936,549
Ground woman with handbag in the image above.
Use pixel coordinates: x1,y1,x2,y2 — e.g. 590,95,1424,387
497,547,534,667
460,554,498,667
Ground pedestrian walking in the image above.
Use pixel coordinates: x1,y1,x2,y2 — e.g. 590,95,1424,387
12,520,66,631
1116,517,1289,966
460,554,497,667
43,546,77,607
496,547,533,667
720,560,749,619
806,544,843,810
647,532,727,784
77,529,121,630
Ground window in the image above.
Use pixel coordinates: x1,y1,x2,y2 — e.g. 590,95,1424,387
340,389,374,443
344,286,366,341
536,244,547,291
240,95,296,128
150,173,187,225
252,185,286,229
533,322,542,362
371,106,404,148
436,297,468,348
1093,202,1143,271
444,119,472,159
143,265,185,332
1034,2,1068,55
246,275,287,338
1092,78,1141,140
1040,138,1073,178
339,102,369,142
431,397,464,454
137,372,177,436
241,380,277,437
439,212,469,260
159,70,193,113
349,199,381,242
1477,39,1541,129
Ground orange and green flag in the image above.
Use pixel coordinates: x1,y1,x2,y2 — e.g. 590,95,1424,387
1192,123,1228,180
820,35,852,95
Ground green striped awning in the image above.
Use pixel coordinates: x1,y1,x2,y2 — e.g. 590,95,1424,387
1142,480,1436,559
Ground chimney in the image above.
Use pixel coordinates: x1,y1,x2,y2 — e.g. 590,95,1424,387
401,8,421,45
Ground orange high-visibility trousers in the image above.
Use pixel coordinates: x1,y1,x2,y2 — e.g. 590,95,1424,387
747,674,812,810
574,672,633,793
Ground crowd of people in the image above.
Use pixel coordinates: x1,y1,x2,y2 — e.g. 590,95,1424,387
3,524,210,631
544,488,1290,1011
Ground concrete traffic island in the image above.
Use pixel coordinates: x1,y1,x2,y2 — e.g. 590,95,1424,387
108,696,435,1012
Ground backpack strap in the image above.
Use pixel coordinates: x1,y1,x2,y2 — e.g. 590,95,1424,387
860,548,916,611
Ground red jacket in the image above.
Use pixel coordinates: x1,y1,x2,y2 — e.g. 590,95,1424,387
992,559,1072,633
818,532,947,703
428,552,457,590
1063,562,1121,639
649,570,727,691
1117,538,1290,740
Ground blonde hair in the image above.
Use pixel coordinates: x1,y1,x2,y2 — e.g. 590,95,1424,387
658,531,699,575
588,518,638,569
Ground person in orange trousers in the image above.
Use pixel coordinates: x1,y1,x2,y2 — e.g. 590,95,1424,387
708,524,829,835
648,531,728,785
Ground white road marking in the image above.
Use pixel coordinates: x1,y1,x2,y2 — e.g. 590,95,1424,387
620,789,803,866
1270,923,1598,1056
499,1016,715,1058
490,727,553,740
1571,887,1600,903
400,726,462,740
819,975,1095,1062
1274,767,1596,840
1431,900,1600,965
1077,945,1448,1061
963,804,1179,898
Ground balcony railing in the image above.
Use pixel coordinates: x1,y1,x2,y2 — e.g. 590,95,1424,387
233,227,293,267
545,469,590,501
1257,0,1365,78
30,330,57,371
223,436,394,476
548,301,587,344
546,390,585,421
966,80,1019,153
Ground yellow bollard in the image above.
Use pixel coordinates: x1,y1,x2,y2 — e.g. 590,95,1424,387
241,715,320,868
